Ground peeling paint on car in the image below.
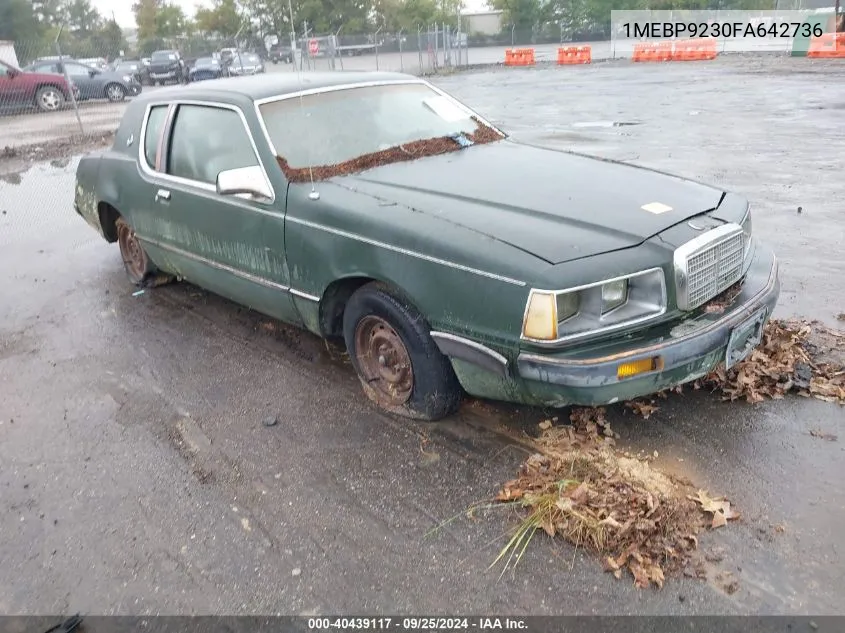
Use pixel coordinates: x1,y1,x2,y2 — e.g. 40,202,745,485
135,216,285,279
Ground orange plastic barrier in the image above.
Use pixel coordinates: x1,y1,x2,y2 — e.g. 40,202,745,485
632,42,673,62
557,45,592,65
504,48,536,66
633,39,717,62
673,38,718,61
808,33,845,58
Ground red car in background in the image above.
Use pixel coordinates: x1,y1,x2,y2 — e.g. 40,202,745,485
0,59,79,113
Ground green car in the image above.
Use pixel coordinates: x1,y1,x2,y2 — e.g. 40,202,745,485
73,71,780,421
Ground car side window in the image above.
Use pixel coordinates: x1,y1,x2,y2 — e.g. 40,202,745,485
0,65,7,78
143,105,168,170
166,105,259,185
64,63,89,77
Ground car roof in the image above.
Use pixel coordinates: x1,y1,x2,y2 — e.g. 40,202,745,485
134,71,418,104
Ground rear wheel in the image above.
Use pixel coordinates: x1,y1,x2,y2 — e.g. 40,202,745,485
105,83,126,102
116,217,156,286
35,86,64,112
342,283,463,421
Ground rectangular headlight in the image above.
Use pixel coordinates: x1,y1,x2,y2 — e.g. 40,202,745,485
521,268,667,345
601,279,628,314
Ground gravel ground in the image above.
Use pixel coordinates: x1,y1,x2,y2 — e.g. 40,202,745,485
1,54,844,617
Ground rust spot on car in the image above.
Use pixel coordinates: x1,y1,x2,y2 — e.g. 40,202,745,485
276,118,503,183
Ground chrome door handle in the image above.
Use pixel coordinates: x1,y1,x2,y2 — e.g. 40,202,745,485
155,189,171,202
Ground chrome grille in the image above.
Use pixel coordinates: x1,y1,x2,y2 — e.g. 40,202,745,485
674,224,745,311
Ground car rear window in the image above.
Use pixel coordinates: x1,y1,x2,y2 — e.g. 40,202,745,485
144,105,168,169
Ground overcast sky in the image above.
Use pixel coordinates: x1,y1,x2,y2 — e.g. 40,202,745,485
92,0,488,30
91,0,208,28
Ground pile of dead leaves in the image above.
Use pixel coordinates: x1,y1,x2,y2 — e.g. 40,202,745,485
696,318,845,404
621,319,844,419
491,409,738,588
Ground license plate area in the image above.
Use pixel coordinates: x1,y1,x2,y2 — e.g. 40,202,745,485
725,308,768,369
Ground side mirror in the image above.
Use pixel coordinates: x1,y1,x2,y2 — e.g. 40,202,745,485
7,68,19,78
216,165,273,200
89,69,97,77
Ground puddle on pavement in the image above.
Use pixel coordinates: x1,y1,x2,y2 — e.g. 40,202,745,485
0,156,82,247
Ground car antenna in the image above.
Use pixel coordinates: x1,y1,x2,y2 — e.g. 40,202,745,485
288,0,319,201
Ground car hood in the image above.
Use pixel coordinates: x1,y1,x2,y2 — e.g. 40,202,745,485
337,140,726,264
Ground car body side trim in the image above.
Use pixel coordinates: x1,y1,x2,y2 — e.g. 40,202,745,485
136,234,291,292
430,331,509,378
285,215,526,287
290,288,321,302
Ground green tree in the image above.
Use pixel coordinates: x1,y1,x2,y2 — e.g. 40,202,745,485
32,0,65,26
91,19,128,58
65,0,102,34
133,0,160,40
194,0,244,37
0,0,44,56
157,3,187,37
492,0,542,30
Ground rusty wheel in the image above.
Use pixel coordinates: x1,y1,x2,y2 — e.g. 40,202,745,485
343,282,463,421
116,217,153,285
354,315,414,406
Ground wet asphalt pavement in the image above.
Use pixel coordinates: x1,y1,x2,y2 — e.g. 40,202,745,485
1,56,844,616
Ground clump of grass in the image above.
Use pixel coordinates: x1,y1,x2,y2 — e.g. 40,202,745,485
484,409,733,588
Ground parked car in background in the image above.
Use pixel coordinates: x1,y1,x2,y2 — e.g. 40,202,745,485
268,44,293,63
24,58,141,102
188,57,228,82
227,52,265,75
219,47,238,67
148,50,187,85
113,59,151,86
72,71,779,421
0,59,79,112
77,57,110,71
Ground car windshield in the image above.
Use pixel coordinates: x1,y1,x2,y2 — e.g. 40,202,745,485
196,58,216,66
152,51,176,61
258,82,503,182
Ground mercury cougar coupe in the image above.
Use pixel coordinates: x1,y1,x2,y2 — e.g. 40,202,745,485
72,72,780,421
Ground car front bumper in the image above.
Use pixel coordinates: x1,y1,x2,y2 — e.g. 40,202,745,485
150,70,178,80
434,241,780,408
515,242,780,406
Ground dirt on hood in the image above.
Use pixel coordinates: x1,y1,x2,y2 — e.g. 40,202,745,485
276,118,503,183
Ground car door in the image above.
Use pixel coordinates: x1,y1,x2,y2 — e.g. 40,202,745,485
62,62,96,99
0,62,26,106
134,100,300,325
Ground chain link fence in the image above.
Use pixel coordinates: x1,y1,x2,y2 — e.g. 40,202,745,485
2,4,839,153
0,23,483,153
